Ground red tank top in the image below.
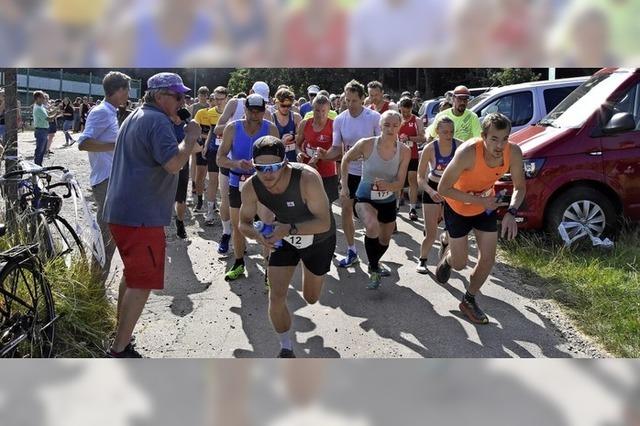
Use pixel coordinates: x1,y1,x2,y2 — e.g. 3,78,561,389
399,114,419,159
302,118,336,177
369,101,389,113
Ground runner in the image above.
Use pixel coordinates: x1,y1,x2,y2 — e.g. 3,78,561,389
193,91,216,212
367,81,390,113
415,116,459,274
429,85,481,142
272,87,302,163
295,94,338,203
340,110,410,289
398,97,426,221
189,86,210,208
216,94,279,281
435,113,525,324
213,89,248,254
201,86,229,225
238,136,335,358
299,84,319,117
317,79,380,268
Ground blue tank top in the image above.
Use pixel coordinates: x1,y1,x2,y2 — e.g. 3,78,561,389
273,111,297,162
135,14,214,67
428,138,459,183
229,119,271,187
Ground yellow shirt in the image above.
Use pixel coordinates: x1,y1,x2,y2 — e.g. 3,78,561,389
304,110,338,121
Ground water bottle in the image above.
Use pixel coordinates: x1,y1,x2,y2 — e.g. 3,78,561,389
253,221,282,248
486,189,507,215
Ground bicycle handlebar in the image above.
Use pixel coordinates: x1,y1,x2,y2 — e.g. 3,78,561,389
46,181,73,198
2,165,68,180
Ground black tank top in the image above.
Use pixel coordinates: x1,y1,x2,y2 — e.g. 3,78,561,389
252,163,335,243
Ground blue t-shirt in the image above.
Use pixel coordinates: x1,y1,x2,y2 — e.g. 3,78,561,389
103,104,179,227
299,102,312,117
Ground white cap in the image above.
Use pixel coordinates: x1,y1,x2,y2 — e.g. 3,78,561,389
251,81,270,102
307,84,320,95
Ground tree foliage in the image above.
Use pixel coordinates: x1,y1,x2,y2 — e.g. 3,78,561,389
489,68,542,87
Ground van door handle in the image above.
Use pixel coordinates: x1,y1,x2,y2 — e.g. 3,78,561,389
588,151,602,156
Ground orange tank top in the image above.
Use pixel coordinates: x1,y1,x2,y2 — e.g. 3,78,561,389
446,138,511,217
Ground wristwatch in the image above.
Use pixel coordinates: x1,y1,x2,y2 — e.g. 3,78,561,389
289,223,298,235
507,207,518,217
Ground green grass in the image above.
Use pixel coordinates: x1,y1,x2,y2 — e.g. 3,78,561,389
500,227,640,357
1,235,116,357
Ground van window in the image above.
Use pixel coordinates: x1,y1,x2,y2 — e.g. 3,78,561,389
610,82,640,130
479,91,533,127
543,86,578,113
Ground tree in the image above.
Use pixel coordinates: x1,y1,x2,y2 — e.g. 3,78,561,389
489,68,541,87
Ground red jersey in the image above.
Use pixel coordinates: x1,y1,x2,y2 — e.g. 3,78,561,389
301,118,336,177
369,101,390,113
400,114,419,159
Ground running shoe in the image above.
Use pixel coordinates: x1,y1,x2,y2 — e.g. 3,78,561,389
218,233,231,255
459,297,489,324
409,208,418,221
435,247,451,284
204,211,215,226
225,264,245,281
367,271,381,290
368,265,390,277
338,249,359,268
416,259,428,274
106,344,143,358
277,348,296,358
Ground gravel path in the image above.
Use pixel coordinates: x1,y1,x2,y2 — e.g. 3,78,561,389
14,130,610,358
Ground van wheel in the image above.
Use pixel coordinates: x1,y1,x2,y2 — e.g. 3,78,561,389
546,186,617,240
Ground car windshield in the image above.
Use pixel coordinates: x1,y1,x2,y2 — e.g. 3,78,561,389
468,92,491,109
541,71,631,129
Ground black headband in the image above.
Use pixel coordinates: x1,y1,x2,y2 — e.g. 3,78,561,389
252,137,285,160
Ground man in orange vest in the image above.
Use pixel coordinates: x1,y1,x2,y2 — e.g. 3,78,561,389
435,113,525,324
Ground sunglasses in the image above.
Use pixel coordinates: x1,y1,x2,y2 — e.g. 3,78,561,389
254,161,286,173
279,103,292,108
211,96,227,101
166,92,185,102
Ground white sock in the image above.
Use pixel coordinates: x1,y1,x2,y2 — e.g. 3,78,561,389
279,331,292,350
410,204,416,210
207,201,214,213
348,245,357,253
222,220,231,235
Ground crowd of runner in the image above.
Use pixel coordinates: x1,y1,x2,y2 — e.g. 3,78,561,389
30,71,525,358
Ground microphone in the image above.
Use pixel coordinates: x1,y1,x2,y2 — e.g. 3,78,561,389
177,108,191,124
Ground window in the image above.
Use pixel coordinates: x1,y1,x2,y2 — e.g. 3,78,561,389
543,86,579,113
610,82,640,130
479,91,534,127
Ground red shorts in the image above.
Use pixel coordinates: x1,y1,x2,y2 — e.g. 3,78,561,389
109,224,166,290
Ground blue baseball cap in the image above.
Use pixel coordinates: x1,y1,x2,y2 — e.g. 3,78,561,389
147,72,191,94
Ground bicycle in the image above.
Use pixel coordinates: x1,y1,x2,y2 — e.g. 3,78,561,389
0,223,58,357
1,162,85,268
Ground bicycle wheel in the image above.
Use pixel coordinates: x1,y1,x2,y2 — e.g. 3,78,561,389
47,215,85,268
0,257,56,358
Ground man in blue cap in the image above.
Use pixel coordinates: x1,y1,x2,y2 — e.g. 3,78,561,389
103,72,201,357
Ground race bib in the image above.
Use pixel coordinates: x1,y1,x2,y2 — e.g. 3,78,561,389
285,143,296,152
371,184,393,201
283,234,314,249
215,137,222,146
238,174,248,190
464,188,493,205
305,146,317,158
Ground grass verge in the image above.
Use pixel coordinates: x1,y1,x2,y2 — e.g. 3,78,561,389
1,236,115,357
500,226,640,357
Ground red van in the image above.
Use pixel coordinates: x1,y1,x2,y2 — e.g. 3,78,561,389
496,68,640,239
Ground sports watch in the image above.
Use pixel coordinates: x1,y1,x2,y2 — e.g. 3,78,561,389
506,207,518,217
